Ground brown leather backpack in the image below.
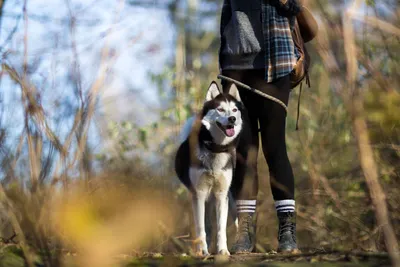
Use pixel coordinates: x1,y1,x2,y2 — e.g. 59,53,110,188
290,6,318,89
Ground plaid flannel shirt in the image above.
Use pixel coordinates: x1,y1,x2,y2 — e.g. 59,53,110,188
219,0,300,83
262,1,299,82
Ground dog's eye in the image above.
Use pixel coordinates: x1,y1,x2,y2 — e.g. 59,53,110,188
232,108,238,112
217,108,225,112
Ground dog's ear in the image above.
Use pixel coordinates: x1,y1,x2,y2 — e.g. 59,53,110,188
228,83,241,102
205,82,221,101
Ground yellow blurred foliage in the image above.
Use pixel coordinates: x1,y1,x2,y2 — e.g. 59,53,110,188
50,178,176,267
365,89,400,134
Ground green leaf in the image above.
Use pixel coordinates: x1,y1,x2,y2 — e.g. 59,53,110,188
122,121,133,131
139,128,148,148
365,0,375,7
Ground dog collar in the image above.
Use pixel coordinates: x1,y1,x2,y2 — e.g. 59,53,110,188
203,141,233,153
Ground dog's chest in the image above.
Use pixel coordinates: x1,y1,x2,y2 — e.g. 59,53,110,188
197,149,232,172
190,148,234,193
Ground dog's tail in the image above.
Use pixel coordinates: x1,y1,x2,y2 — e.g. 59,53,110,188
178,115,196,143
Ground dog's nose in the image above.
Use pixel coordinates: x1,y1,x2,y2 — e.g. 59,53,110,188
228,116,236,123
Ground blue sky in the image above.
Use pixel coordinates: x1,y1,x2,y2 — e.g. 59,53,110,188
0,0,179,176
0,0,175,132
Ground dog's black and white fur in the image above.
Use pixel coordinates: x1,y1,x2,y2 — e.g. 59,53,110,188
175,82,244,256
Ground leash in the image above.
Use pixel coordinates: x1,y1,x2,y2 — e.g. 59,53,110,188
218,74,309,130
217,74,288,113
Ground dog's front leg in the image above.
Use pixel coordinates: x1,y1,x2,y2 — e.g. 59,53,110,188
192,191,209,256
215,190,230,255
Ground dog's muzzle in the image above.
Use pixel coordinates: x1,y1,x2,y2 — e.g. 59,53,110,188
216,121,236,137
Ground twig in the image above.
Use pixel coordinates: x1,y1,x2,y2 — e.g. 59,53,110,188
22,0,28,75
351,13,400,36
0,12,22,56
0,232,18,244
372,5,396,60
158,222,189,255
64,0,84,104
2,64,65,155
357,53,392,92
0,0,5,38
0,185,35,267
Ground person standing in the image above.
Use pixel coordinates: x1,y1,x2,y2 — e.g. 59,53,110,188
218,0,302,253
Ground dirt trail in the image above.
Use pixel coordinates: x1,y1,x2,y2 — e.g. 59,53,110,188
125,251,391,266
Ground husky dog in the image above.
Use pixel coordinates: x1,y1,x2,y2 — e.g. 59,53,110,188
175,82,244,256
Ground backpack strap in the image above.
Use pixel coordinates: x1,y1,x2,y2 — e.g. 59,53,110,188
295,82,303,131
295,70,311,131
296,6,319,43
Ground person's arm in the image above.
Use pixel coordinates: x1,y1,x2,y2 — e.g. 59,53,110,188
219,0,231,33
271,0,302,17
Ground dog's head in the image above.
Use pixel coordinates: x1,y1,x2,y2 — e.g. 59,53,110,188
201,82,243,145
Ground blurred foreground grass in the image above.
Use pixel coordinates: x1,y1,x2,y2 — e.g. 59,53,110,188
0,177,183,267
0,176,392,267
0,245,392,267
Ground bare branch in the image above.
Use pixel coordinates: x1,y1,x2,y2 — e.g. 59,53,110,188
64,0,83,104
351,12,400,36
0,0,5,38
0,185,35,267
0,14,22,55
2,64,65,156
23,0,28,75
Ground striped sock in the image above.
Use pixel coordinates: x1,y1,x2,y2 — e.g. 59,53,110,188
275,199,295,213
236,200,256,213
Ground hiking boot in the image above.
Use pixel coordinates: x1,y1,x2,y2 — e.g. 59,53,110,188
231,213,255,254
277,212,299,253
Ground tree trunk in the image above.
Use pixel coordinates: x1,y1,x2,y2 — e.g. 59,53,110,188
351,94,400,267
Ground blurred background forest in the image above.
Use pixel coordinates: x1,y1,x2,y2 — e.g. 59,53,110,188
0,0,399,266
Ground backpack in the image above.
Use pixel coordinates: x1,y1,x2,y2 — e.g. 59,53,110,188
290,6,318,89
289,6,318,129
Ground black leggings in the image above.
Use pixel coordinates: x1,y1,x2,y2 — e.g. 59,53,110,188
221,69,294,201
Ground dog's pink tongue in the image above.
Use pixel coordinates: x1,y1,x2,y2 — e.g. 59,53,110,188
225,128,235,137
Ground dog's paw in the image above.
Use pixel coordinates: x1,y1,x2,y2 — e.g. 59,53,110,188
195,250,210,257
217,249,230,256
